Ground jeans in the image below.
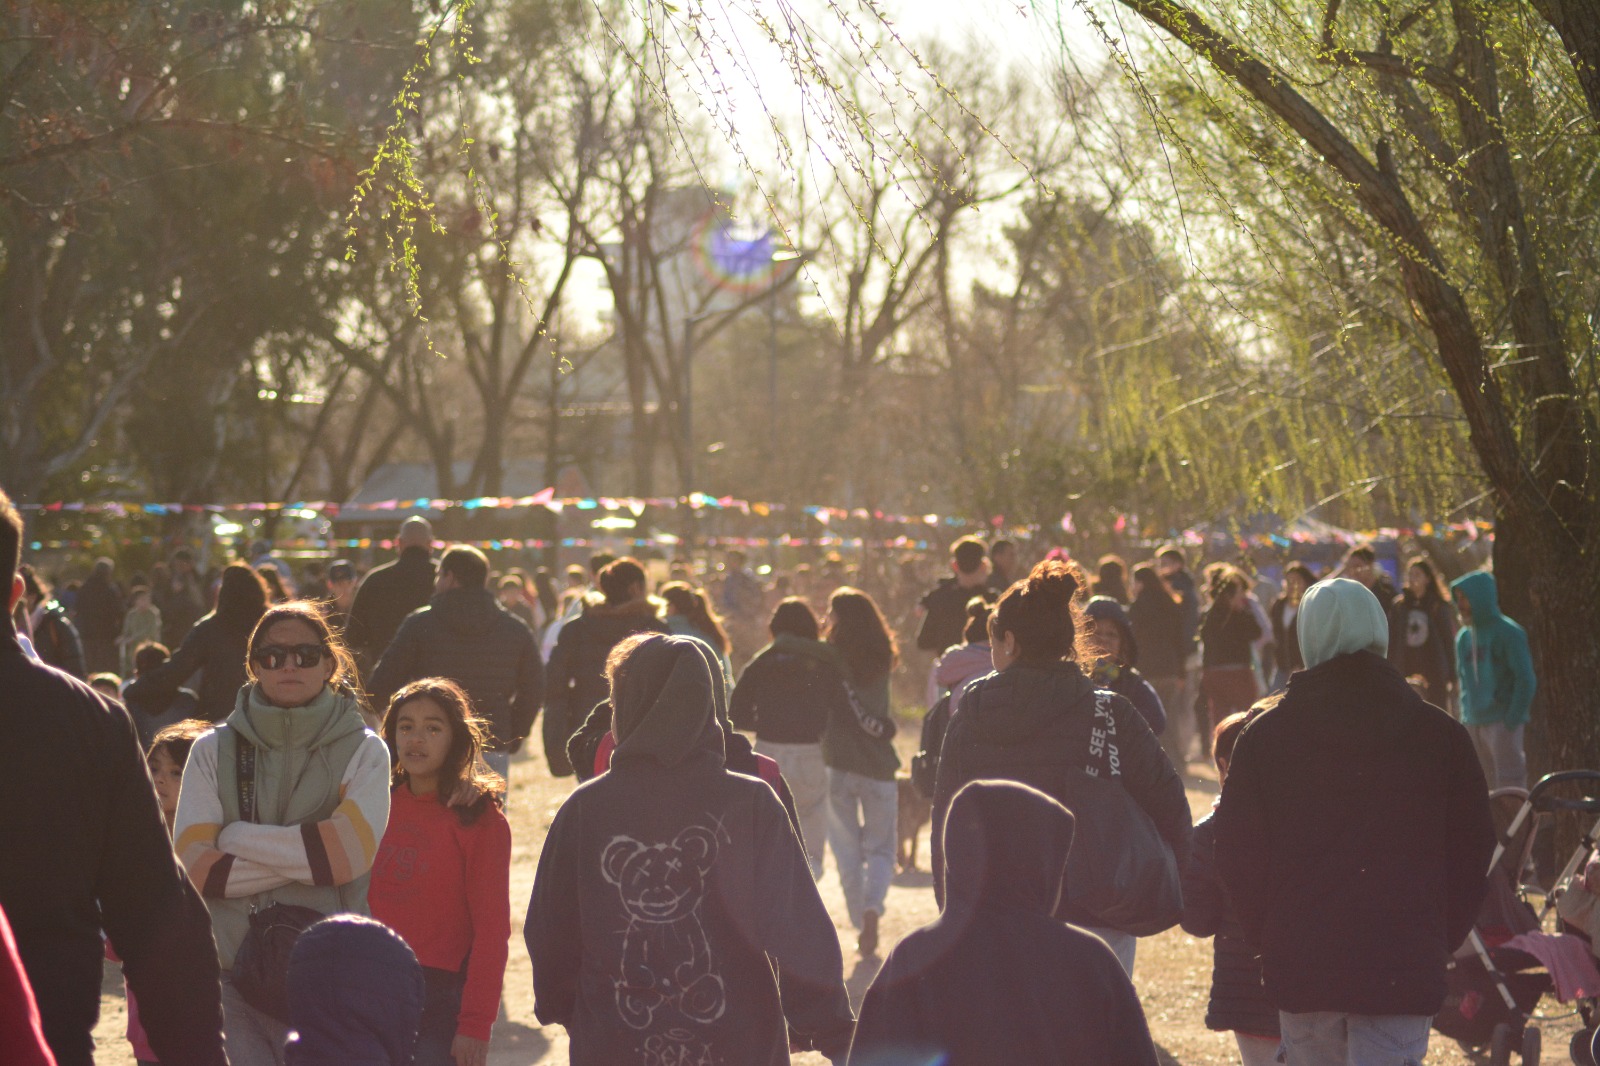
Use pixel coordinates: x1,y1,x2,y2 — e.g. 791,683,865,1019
756,740,828,879
412,968,465,1066
827,769,897,927
221,973,288,1066
1083,925,1137,976
1279,1011,1431,1066
1469,722,1527,790
484,751,511,807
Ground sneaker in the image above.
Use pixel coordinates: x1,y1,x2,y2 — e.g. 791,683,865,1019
858,909,879,957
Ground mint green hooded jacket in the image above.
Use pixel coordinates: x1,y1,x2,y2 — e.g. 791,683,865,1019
1451,571,1536,729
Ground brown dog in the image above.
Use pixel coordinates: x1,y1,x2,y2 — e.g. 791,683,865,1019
897,772,933,872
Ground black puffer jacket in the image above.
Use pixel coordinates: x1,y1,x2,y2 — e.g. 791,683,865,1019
1214,651,1494,1016
850,780,1157,1066
1181,812,1277,1037
344,548,436,669
368,587,542,752
123,612,253,722
543,601,668,776
931,660,1191,928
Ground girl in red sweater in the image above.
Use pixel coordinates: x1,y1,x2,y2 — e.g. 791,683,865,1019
370,679,511,1066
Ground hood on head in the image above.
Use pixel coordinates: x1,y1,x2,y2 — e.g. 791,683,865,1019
611,634,725,770
1084,595,1139,668
1451,570,1503,627
285,915,424,1066
1297,577,1389,669
943,779,1074,913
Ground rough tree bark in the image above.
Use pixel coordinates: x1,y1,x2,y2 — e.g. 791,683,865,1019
1113,0,1600,772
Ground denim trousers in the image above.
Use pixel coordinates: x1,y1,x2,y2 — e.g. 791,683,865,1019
411,968,465,1066
1279,1011,1431,1066
827,768,897,927
755,740,828,879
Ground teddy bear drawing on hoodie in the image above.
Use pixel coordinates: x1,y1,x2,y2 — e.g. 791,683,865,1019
603,823,728,1031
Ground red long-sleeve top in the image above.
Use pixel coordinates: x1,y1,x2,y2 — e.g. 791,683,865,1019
369,785,512,1041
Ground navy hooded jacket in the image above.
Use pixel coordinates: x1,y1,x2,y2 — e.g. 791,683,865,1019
285,914,425,1066
849,780,1158,1066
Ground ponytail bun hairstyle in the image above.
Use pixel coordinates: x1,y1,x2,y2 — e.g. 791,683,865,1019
991,560,1084,664
962,596,992,645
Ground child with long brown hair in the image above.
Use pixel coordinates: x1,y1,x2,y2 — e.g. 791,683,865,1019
369,679,511,1066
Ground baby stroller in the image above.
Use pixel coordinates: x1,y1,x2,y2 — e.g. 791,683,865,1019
1434,771,1600,1065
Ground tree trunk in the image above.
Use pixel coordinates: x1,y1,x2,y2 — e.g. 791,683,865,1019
1531,0,1600,127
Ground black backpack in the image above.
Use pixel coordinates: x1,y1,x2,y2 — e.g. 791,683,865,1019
909,692,954,800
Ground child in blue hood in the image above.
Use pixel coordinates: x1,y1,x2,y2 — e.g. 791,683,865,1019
1450,570,1535,789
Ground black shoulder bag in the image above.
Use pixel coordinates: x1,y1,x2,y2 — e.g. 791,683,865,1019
229,732,325,1023
1059,691,1184,936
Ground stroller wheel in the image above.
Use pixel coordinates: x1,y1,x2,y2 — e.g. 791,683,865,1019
1492,1023,1514,1066
1571,1026,1596,1066
1521,1024,1540,1065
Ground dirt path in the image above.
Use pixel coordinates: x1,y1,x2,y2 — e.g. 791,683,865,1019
95,734,1578,1065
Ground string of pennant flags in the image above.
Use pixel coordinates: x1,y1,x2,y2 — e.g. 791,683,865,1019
17,488,1492,554
17,490,983,528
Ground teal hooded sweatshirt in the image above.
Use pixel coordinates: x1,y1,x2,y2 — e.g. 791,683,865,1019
1450,571,1536,728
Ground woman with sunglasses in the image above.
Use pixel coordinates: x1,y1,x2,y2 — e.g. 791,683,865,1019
173,603,392,1066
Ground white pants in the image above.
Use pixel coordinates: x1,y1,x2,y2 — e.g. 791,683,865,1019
755,740,828,879
1469,722,1527,790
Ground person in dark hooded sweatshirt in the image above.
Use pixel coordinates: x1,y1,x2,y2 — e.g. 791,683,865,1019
542,557,669,777
526,633,856,1065
284,914,425,1066
1214,577,1494,1066
849,779,1158,1066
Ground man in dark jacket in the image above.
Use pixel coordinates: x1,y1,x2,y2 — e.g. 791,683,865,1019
527,634,856,1064
850,779,1158,1066
369,544,542,782
345,516,436,673
916,537,994,653
154,547,206,648
73,557,124,674
19,565,86,678
0,489,226,1066
1214,578,1494,1065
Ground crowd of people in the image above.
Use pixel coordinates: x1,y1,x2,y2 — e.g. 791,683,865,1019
0,490,1556,1066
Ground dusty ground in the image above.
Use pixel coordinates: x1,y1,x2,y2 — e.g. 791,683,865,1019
95,729,1582,1065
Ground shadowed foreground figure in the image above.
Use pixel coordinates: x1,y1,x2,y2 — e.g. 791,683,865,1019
849,779,1158,1066
284,915,424,1066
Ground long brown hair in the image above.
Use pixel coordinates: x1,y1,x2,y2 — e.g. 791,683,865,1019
659,581,731,654
824,587,898,684
381,678,504,825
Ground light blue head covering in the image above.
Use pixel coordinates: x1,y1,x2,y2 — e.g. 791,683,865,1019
1297,577,1389,669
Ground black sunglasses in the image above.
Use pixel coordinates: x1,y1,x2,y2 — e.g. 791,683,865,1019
253,643,328,671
